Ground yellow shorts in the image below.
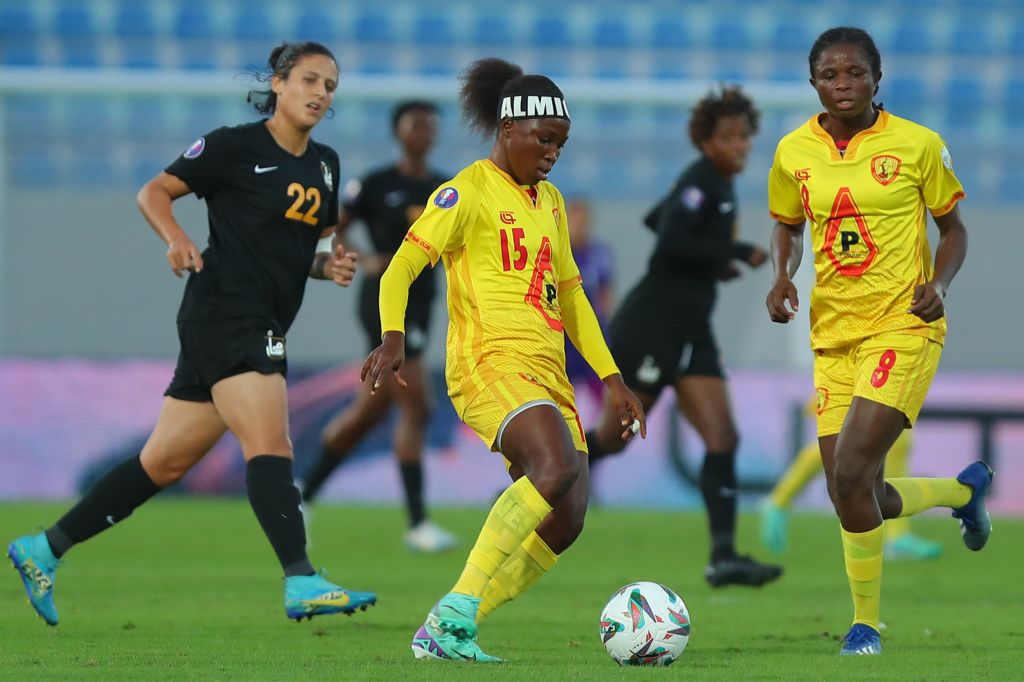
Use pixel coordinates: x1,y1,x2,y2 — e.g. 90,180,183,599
459,370,587,455
813,332,942,437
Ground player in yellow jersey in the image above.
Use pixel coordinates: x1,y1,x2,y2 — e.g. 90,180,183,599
765,27,994,656
760,398,942,561
364,58,647,663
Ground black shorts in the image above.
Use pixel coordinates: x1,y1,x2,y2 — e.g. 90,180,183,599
165,317,288,403
610,320,724,394
358,278,434,360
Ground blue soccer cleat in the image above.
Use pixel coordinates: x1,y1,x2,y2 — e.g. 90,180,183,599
840,623,882,656
951,461,995,551
759,501,790,555
884,533,943,561
284,572,376,621
8,533,61,626
411,594,502,663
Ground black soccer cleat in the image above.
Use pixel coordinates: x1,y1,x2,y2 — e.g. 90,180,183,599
704,554,784,588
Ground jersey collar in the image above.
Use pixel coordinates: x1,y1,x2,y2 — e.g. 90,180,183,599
808,109,889,162
482,159,545,209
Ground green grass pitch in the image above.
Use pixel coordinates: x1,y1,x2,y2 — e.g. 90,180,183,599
2,501,1022,680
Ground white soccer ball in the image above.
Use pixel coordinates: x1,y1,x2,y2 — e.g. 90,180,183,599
599,581,690,666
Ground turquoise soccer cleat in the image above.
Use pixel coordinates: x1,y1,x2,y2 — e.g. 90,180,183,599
284,572,377,621
884,533,943,561
759,501,790,554
839,624,882,656
411,594,502,662
951,461,995,551
8,533,61,626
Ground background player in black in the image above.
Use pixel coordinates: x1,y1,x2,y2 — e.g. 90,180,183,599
299,101,457,553
584,87,783,588
7,41,376,626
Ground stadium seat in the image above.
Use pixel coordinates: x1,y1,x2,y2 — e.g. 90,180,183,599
950,19,994,56
52,2,95,39
354,12,394,44
113,3,157,39
180,45,219,71
233,6,274,42
881,76,928,122
120,41,159,70
650,16,690,50
1009,25,1024,56
710,18,751,51
0,6,36,37
1002,78,1024,130
652,61,688,81
944,77,984,130
10,152,60,188
888,23,931,54
294,8,338,43
0,36,42,67
534,17,572,47
123,99,167,137
413,14,454,46
60,39,101,68
471,12,512,47
592,18,632,49
594,52,629,80
173,5,215,40
770,20,813,53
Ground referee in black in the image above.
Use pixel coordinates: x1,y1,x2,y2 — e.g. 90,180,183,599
585,87,783,588
8,41,376,626
299,101,457,554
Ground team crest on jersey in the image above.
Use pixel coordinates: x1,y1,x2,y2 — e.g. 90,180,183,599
551,207,560,225
183,137,205,159
434,187,459,209
680,185,704,211
870,155,901,186
815,386,829,415
320,161,333,189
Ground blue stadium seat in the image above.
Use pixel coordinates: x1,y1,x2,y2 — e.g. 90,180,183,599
534,17,571,47
888,23,931,54
592,18,631,49
174,5,215,40
472,12,511,46
69,150,118,187
355,12,394,44
121,41,159,70
1009,25,1024,56
62,95,113,137
123,99,167,137
113,3,156,39
416,52,455,76
294,8,338,43
1002,78,1024,130
60,39,100,68
53,2,94,39
180,45,219,71
233,6,274,42
881,76,927,121
414,14,453,46
10,152,60,188
950,20,994,56
3,96,53,136
943,77,984,130
0,6,36,37
710,19,750,51
0,37,42,67
650,16,689,50
353,50,395,76
770,20,812,53
652,61,688,81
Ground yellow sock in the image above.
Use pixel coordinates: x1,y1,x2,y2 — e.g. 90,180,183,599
451,477,553,598
887,478,971,517
884,432,912,540
770,440,823,507
841,525,884,630
476,531,558,623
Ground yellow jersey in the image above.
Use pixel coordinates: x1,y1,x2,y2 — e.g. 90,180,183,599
404,159,582,409
768,110,964,350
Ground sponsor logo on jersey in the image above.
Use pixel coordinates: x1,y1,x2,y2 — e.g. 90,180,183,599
870,155,902,186
253,164,278,174
320,161,333,189
183,137,205,159
794,168,811,181
499,210,516,225
680,185,704,211
265,330,286,360
434,187,459,208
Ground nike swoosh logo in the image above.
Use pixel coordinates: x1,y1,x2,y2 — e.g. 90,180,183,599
106,515,116,525
254,164,279,174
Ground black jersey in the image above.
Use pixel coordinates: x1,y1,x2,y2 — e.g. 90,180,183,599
620,155,755,325
343,164,448,300
165,122,340,331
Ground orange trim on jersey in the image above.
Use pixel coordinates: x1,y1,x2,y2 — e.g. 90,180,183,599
558,274,583,292
931,191,966,217
482,159,546,210
808,110,889,162
404,231,439,264
770,210,805,225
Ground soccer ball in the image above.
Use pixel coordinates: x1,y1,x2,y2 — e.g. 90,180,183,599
599,581,690,666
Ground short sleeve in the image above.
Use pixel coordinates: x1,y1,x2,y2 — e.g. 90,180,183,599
767,144,805,224
404,179,477,266
553,189,582,290
920,132,965,217
165,127,236,199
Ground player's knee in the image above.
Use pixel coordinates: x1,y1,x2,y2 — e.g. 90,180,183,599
832,466,871,502
145,458,191,487
531,448,580,500
402,400,433,429
706,426,739,454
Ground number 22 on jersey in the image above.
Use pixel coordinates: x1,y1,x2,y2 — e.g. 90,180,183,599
284,183,321,226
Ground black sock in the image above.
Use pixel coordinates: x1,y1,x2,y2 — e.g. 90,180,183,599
300,444,344,503
246,455,314,577
585,430,610,464
700,452,738,563
46,455,162,559
399,461,426,527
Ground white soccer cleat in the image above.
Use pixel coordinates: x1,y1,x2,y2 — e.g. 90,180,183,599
405,520,458,554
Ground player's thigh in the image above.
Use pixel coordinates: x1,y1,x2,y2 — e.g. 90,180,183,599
813,346,855,438
674,375,737,453
391,355,434,418
140,397,228,485
853,333,941,428
211,371,292,459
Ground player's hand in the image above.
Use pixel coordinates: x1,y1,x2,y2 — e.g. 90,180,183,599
167,237,203,278
330,242,358,287
361,331,407,395
766,276,799,323
747,246,768,268
716,262,742,281
909,281,945,322
604,374,647,441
